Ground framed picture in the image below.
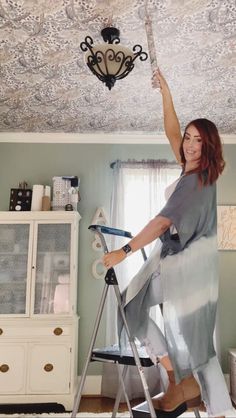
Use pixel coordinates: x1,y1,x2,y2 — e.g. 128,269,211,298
217,205,236,250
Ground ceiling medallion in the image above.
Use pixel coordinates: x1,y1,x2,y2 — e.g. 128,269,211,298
80,27,148,90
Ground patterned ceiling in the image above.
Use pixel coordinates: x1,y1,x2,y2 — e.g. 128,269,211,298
0,0,235,135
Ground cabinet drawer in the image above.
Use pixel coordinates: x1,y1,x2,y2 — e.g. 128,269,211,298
0,325,71,338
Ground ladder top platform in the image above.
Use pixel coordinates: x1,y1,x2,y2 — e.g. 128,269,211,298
91,346,154,367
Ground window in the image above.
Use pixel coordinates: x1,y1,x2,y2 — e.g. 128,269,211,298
111,160,181,281
106,160,180,345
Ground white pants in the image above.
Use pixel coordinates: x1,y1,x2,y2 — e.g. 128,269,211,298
124,268,168,362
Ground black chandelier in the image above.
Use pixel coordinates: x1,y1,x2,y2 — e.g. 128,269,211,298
80,27,148,90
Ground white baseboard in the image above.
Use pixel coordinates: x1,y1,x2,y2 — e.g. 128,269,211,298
81,375,102,395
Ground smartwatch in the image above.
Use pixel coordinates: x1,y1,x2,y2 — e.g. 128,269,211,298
122,243,133,256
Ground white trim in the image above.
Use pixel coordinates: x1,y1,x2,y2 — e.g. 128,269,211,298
81,375,102,395
0,132,166,144
0,132,235,144
0,211,81,221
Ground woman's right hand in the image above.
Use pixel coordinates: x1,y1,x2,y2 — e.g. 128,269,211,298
152,68,170,96
103,249,126,269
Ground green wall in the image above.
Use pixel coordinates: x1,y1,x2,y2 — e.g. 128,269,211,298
217,147,236,370
0,142,235,374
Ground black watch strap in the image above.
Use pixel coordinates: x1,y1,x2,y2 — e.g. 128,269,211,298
122,243,132,256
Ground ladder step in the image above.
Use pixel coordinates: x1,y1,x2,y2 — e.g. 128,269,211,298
132,400,187,418
91,348,154,367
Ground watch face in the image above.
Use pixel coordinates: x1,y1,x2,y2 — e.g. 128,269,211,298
122,244,132,254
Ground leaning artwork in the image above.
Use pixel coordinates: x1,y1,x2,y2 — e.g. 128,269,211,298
217,205,236,250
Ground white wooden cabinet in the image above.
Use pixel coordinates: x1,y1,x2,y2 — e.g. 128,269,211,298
0,211,80,410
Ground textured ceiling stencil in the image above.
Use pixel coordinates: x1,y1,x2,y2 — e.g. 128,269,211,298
0,0,235,135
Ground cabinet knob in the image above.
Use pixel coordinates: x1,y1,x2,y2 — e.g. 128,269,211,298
0,364,9,373
0,328,3,335
44,363,53,372
53,327,63,336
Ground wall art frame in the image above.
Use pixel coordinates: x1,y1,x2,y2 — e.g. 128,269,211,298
217,205,236,250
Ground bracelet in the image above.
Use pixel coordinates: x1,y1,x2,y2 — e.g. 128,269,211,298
122,243,133,256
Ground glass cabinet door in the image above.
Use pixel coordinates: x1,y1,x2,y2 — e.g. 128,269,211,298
0,224,30,315
34,223,71,315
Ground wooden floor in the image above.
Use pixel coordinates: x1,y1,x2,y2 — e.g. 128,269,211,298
78,396,144,413
73,396,217,413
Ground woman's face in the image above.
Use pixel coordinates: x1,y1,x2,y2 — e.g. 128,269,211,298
183,124,202,165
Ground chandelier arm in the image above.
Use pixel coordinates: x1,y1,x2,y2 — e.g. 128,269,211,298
87,57,116,90
115,56,134,77
113,51,136,78
103,49,115,76
114,65,135,80
132,44,148,61
87,52,107,79
106,50,127,77
80,36,94,52
112,37,120,45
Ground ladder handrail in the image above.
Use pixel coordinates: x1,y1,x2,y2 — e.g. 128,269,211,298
89,224,133,238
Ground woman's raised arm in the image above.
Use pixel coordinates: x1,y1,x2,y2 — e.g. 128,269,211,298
152,69,182,164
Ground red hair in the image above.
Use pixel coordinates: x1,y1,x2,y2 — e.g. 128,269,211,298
179,118,225,185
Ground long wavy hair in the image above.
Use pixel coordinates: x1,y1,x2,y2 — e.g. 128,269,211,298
179,118,225,185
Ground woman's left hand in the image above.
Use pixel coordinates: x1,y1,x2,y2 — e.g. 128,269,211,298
103,249,126,269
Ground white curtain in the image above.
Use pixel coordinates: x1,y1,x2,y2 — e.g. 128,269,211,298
101,159,181,399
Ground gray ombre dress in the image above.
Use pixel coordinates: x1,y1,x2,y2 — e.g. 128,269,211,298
118,173,232,415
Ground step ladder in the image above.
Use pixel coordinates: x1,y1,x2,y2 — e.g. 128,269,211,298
71,224,202,418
